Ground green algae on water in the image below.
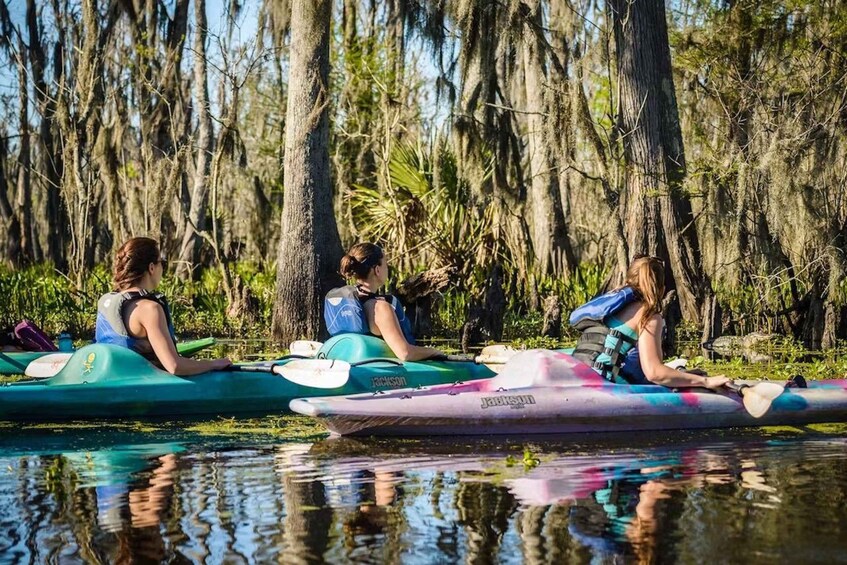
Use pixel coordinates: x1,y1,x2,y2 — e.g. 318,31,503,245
184,415,328,440
806,422,847,434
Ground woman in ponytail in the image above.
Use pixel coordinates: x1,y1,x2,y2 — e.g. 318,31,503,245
328,243,445,361
570,256,729,389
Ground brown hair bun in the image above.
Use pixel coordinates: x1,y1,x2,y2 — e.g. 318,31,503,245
340,243,384,280
114,237,161,290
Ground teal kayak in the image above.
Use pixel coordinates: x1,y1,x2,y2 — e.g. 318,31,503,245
0,335,495,421
0,337,217,375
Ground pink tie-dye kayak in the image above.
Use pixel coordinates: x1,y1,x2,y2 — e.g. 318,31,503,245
289,350,847,437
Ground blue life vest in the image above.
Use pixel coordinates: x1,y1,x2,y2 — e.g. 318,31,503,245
569,287,648,384
324,285,415,344
95,291,176,359
569,287,637,328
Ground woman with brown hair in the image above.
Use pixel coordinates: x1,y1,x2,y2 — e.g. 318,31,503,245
95,237,231,375
570,255,729,389
324,243,445,361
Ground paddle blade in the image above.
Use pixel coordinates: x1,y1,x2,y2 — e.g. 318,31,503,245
24,353,72,379
665,358,688,370
742,382,785,418
290,340,323,358
476,345,520,364
272,359,350,389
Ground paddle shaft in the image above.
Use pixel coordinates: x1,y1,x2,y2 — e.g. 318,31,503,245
433,353,515,364
226,364,273,373
724,379,794,395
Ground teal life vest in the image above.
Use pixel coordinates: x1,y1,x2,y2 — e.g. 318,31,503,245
95,290,176,360
324,285,415,344
569,287,648,384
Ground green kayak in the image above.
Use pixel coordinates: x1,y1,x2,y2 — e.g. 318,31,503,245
0,334,495,421
0,337,216,375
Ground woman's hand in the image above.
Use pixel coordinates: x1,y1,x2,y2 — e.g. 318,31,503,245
211,358,233,370
702,375,730,390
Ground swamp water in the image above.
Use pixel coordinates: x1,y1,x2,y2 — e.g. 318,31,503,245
1,421,847,564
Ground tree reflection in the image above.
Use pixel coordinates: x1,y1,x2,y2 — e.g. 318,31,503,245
455,480,518,563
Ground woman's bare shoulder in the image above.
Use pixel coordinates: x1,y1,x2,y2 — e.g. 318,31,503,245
129,298,165,319
371,298,393,314
641,312,663,331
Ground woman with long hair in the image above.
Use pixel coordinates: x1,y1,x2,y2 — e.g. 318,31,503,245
571,256,729,389
95,237,231,375
325,243,445,361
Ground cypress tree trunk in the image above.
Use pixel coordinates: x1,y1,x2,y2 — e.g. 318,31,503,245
455,0,498,202
522,0,575,275
610,0,713,336
29,0,64,265
272,0,343,343
0,131,22,264
58,0,113,278
176,0,214,279
14,37,31,264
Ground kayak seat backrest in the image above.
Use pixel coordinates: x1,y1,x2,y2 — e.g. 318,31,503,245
45,344,161,386
14,320,58,352
317,334,396,364
486,349,607,390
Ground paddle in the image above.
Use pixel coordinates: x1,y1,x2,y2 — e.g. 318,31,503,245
25,353,73,379
289,341,521,365
428,344,521,366
724,380,790,418
476,344,521,365
230,358,351,389
289,340,323,358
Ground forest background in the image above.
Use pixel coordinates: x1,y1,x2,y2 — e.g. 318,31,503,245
0,0,845,352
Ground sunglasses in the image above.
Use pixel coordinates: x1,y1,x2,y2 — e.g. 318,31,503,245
361,251,385,269
633,253,665,268
157,257,169,271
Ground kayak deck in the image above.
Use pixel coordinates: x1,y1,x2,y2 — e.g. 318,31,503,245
0,337,216,375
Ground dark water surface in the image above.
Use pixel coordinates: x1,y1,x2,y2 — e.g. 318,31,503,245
2,421,847,564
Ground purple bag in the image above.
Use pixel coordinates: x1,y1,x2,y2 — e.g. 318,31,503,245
14,320,58,352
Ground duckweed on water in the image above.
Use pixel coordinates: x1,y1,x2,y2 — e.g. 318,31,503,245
0,374,28,384
183,415,327,440
759,422,847,436
760,425,807,435
19,421,165,433
2,417,323,438
805,422,847,434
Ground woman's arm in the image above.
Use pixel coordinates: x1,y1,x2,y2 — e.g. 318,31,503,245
136,301,231,375
371,300,443,361
638,314,728,390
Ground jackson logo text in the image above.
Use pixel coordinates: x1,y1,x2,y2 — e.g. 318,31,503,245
480,395,536,409
370,376,408,388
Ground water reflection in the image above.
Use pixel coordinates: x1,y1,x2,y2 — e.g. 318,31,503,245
2,426,847,563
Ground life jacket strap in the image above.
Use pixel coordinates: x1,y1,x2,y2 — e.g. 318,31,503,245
580,325,638,345
573,323,637,384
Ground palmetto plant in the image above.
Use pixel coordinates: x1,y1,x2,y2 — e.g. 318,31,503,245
350,140,495,286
